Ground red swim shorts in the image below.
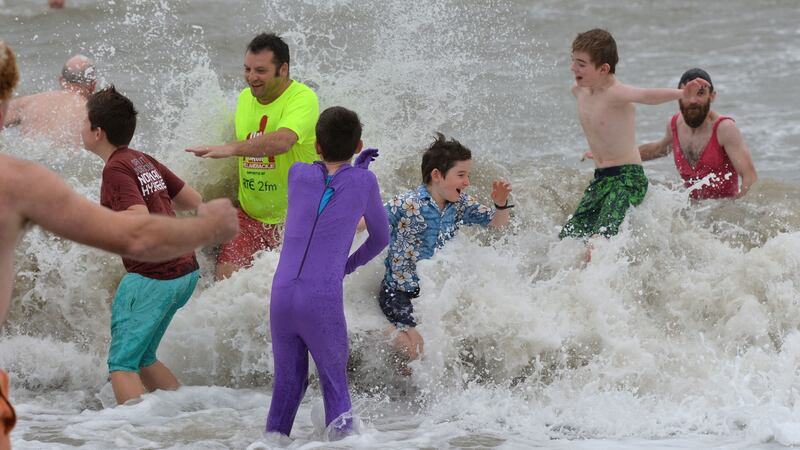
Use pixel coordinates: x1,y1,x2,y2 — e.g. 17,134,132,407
217,208,283,268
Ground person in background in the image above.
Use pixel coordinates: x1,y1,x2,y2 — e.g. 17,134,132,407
637,68,757,199
3,54,96,146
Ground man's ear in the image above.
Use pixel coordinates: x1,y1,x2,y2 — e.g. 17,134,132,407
279,62,289,78
354,139,363,154
600,63,610,74
709,91,717,103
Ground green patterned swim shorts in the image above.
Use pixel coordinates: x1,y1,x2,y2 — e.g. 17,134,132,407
559,164,648,239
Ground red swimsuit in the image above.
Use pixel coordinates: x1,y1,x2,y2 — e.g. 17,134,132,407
671,114,739,199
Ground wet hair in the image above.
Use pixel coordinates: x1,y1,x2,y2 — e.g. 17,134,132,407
86,85,138,147
421,133,472,184
61,57,96,85
316,106,362,162
246,33,290,72
572,28,618,74
0,42,19,102
678,67,714,93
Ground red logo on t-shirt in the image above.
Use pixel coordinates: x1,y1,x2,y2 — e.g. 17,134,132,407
243,115,276,169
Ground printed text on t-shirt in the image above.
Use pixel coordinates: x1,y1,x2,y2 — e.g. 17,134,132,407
131,157,167,197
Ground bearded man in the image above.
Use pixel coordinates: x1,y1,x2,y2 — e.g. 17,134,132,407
638,68,757,199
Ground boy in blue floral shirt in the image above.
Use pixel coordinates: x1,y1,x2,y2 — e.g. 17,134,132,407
379,133,512,362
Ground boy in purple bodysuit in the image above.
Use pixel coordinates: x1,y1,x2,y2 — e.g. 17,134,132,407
266,106,389,438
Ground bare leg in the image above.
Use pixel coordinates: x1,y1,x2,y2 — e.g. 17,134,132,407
110,371,146,405
140,360,180,392
215,262,238,280
585,235,602,263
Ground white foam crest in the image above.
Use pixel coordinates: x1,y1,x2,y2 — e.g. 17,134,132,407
312,183,800,439
253,0,551,187
155,252,279,387
13,386,270,449
7,223,121,344
4,1,800,446
145,61,240,201
0,335,105,392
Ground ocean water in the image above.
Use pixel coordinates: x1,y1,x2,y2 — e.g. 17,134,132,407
1,0,800,448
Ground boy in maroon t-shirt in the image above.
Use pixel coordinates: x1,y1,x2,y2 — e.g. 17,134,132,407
82,86,204,405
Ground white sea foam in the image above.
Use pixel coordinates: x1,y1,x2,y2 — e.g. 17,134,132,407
1,0,799,448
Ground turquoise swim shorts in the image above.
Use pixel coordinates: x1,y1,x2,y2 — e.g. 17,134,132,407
107,270,199,373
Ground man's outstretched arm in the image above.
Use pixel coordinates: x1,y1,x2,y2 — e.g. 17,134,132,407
185,128,298,159
15,158,238,261
615,78,710,106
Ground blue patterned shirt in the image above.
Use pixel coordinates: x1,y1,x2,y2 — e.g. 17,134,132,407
383,185,495,292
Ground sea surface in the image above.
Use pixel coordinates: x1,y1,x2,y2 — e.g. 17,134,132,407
1,0,800,448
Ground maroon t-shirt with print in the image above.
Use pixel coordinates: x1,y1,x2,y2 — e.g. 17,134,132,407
100,147,199,280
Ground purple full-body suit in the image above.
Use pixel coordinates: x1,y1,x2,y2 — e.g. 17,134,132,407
266,155,389,436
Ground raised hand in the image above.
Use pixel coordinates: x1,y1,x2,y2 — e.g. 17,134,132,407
491,180,513,206
354,147,379,169
681,77,710,100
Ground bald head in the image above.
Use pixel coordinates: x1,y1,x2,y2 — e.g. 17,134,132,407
0,42,19,103
61,54,96,87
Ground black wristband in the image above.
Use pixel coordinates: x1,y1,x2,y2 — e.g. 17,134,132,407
494,201,514,210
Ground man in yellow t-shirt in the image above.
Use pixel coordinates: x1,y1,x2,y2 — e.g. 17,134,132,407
187,33,319,280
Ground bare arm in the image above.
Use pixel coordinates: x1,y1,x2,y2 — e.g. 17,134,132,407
717,120,757,197
171,184,203,211
615,78,709,106
639,121,673,161
185,128,298,159
16,160,238,261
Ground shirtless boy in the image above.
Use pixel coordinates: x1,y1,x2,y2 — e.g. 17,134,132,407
561,29,709,240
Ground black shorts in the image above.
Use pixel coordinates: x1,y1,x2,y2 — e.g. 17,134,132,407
377,281,419,328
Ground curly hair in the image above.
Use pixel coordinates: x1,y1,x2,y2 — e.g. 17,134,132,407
0,42,19,102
